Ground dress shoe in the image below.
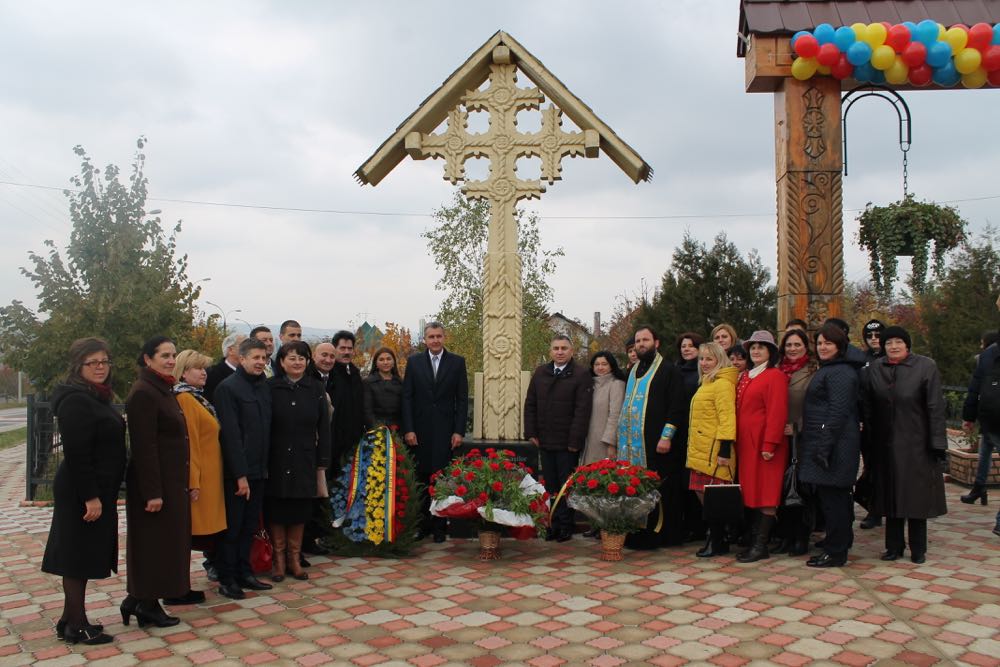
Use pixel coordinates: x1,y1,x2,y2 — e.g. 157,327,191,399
993,524,1000,538
218,583,246,600
133,601,180,628
807,553,847,568
433,533,447,544
910,552,926,564
299,555,311,568
787,538,810,556
205,564,220,582
163,590,206,605
582,528,600,538
556,532,572,543
880,549,903,561
544,532,557,542
414,529,430,541
64,625,113,645
302,540,331,556
772,537,793,554
119,596,139,625
237,576,273,591
56,620,103,639
860,513,882,529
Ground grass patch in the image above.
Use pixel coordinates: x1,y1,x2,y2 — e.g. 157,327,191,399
0,427,27,450
0,401,27,410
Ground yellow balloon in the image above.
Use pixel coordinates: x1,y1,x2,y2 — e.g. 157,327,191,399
955,47,982,74
817,64,832,75
937,23,946,39
864,22,888,47
944,26,969,54
852,22,867,41
962,67,988,88
791,56,818,81
885,56,909,84
871,44,896,70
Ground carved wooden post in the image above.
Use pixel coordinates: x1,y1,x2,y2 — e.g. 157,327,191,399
774,77,844,330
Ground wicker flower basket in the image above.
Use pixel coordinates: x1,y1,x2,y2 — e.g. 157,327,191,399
599,531,626,561
478,530,501,561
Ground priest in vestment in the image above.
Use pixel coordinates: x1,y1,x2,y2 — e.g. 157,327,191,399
617,325,688,549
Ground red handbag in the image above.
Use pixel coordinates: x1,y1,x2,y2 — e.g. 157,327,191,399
249,518,273,574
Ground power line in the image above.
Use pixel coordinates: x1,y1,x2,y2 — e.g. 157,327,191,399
2,178,999,222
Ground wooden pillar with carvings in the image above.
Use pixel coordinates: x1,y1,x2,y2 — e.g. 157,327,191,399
774,76,844,330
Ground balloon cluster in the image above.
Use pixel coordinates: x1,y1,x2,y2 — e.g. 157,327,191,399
791,21,1000,88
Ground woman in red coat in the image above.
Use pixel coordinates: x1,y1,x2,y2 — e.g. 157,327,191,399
735,330,789,563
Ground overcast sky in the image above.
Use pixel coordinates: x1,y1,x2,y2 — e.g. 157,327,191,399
2,2,998,336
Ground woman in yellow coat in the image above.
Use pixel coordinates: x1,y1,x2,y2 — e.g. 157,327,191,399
686,342,738,558
168,350,227,605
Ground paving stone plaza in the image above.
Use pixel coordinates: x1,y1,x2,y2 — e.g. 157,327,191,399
1,444,998,666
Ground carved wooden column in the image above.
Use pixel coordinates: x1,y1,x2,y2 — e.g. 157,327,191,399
774,76,845,330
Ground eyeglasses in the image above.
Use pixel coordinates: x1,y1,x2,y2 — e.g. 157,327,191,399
82,360,113,368
865,332,880,339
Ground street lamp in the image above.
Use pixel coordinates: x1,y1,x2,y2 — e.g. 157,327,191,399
205,301,242,334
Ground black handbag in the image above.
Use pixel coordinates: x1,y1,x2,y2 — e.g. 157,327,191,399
782,431,804,508
702,453,743,523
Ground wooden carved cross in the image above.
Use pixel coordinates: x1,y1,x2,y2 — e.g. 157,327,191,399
405,45,599,440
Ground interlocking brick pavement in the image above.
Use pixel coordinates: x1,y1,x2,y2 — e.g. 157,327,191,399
1,442,999,666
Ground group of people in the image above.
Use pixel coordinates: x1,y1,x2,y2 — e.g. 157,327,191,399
525,317,951,572
39,311,973,645
40,320,469,645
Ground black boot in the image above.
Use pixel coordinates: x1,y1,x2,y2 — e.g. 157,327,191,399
695,532,713,557
697,523,729,557
738,514,774,563
736,513,759,559
961,484,988,505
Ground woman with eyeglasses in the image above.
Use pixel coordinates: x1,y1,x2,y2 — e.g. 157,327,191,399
861,326,947,564
41,339,126,645
266,341,331,582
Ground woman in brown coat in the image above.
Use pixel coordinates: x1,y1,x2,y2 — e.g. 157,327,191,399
121,336,190,628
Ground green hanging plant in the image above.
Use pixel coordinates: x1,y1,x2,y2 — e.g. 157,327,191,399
856,194,966,295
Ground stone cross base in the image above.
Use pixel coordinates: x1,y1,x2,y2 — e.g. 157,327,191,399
473,370,531,440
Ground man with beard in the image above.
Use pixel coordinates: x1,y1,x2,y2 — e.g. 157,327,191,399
616,325,687,550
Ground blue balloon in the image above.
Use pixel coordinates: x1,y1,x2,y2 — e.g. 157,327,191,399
932,61,960,86
847,41,873,66
916,19,940,46
853,62,876,83
814,23,836,45
833,26,856,51
993,23,1000,45
869,69,886,85
903,21,918,33
790,30,810,49
926,41,952,67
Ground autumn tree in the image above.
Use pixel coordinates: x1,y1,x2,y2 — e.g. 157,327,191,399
422,193,563,379
0,138,200,396
639,231,777,356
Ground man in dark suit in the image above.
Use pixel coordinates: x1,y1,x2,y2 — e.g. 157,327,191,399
205,333,245,404
402,322,469,543
329,330,365,468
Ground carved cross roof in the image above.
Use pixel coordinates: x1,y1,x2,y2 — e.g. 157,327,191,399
354,30,652,187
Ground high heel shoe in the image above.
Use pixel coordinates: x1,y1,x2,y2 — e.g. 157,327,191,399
960,484,988,505
134,600,180,628
120,596,139,626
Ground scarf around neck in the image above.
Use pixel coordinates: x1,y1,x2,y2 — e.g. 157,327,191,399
174,381,218,420
778,354,809,378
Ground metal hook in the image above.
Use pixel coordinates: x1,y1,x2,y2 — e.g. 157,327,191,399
841,85,913,196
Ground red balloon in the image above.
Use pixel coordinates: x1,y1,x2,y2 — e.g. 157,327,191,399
886,24,911,52
950,23,969,33
983,45,1000,71
794,34,820,58
989,68,1000,87
968,23,993,50
901,41,927,67
880,21,892,31
909,64,933,86
831,54,854,80
817,42,840,66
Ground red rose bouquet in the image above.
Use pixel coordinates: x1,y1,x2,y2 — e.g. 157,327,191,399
565,459,661,535
429,448,550,539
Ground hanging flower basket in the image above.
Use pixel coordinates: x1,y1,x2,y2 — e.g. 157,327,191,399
856,195,966,295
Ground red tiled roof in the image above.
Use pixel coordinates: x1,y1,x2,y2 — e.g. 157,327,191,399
738,0,1000,55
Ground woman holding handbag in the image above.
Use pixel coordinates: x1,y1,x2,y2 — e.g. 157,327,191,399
798,323,862,567
773,329,816,556
686,342,738,557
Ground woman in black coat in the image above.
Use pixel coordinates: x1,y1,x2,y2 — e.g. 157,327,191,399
41,338,126,645
364,347,403,429
122,336,190,629
797,323,861,568
266,341,331,582
862,326,947,564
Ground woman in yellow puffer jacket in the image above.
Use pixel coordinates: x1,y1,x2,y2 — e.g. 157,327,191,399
686,341,738,558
